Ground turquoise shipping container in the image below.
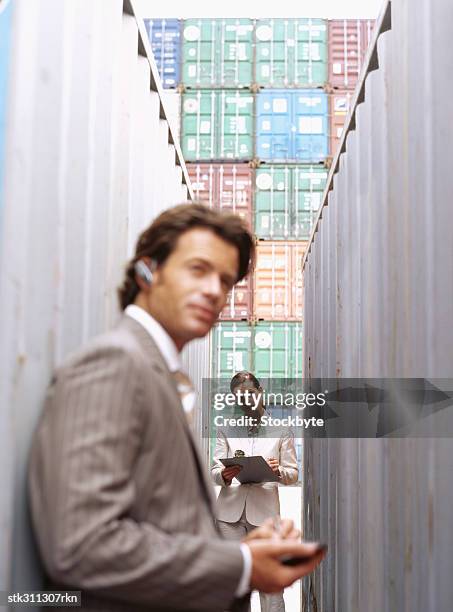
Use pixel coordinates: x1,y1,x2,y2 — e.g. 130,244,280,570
182,90,254,160
255,164,328,240
255,18,328,88
182,19,254,88
212,321,303,380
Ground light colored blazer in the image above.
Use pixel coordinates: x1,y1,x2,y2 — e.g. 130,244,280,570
211,426,299,527
28,316,248,612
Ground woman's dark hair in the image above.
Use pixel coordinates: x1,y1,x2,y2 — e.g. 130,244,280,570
118,202,255,310
230,371,261,393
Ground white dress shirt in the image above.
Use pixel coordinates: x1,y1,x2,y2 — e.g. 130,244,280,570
124,305,252,597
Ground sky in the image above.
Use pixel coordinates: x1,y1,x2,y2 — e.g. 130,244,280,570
136,0,384,19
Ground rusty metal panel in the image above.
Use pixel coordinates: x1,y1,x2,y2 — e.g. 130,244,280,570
0,0,195,599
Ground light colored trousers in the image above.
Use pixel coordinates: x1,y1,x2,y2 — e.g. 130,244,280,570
217,510,285,612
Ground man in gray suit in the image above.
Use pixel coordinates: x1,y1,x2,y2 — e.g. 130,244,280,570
28,204,325,612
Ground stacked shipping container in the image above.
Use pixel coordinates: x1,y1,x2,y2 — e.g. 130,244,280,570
143,18,375,163
144,18,375,470
143,14,374,371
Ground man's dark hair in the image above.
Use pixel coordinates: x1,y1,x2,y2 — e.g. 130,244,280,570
230,371,261,393
118,202,255,310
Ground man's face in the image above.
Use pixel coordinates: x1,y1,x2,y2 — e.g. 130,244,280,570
147,228,239,349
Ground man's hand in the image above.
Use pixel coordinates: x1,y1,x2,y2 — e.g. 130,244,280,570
247,540,326,593
243,518,300,543
266,457,280,474
221,465,242,485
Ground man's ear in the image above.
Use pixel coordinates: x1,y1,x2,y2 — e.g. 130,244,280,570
135,257,158,290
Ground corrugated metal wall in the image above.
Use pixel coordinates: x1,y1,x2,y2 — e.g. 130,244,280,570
0,0,194,597
0,0,14,593
302,0,453,610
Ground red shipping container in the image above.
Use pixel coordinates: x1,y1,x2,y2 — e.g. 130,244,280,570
187,163,253,231
187,163,254,321
329,91,353,158
220,275,253,321
254,241,308,321
328,19,375,90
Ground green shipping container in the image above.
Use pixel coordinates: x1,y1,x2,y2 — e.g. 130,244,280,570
211,321,303,380
255,19,328,88
182,19,253,88
182,90,254,161
209,322,303,462
255,165,328,240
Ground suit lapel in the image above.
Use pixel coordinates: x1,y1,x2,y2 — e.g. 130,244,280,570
119,316,217,516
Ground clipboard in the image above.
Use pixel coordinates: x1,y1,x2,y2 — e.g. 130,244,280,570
220,456,279,484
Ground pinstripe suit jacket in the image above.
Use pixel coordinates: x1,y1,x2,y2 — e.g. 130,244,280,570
28,316,249,612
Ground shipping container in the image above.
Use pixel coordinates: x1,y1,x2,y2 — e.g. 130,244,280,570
303,1,453,610
182,19,253,88
255,164,328,239
254,241,307,321
328,19,374,90
143,18,181,88
182,90,254,160
212,321,303,379
212,321,253,376
187,162,253,230
254,321,303,379
256,89,329,162
255,18,327,88
0,0,194,595
329,90,353,157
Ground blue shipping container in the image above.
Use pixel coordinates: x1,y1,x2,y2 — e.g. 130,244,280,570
256,90,329,162
0,0,13,223
144,18,181,88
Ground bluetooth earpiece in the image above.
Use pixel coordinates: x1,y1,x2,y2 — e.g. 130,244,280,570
134,260,155,286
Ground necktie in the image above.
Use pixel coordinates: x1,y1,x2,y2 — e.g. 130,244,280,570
172,370,196,426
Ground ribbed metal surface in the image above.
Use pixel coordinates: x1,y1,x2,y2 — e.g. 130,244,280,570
302,0,453,609
182,333,211,462
255,164,328,240
256,89,329,163
161,90,181,142
187,162,253,230
212,321,303,379
254,18,328,88
328,19,374,90
0,0,194,597
254,241,307,320
0,0,14,592
182,89,254,161
181,19,254,89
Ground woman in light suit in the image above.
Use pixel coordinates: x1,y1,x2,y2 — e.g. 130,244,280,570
211,372,299,612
